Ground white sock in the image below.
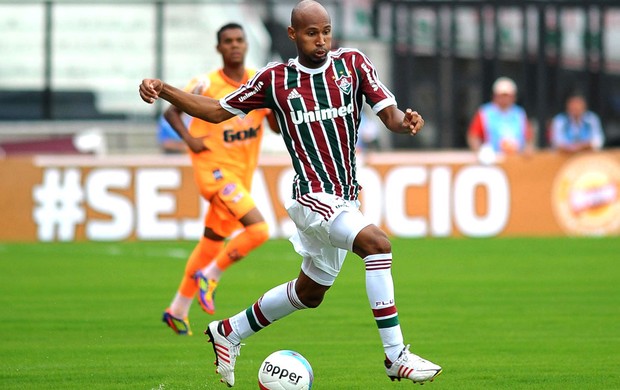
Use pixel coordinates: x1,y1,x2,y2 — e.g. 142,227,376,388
169,293,193,319
364,253,405,362
201,262,223,281
226,279,307,343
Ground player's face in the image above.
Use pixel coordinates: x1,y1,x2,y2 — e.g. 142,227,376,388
290,15,332,68
217,28,247,66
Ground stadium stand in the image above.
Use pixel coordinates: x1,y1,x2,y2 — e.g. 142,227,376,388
0,90,125,120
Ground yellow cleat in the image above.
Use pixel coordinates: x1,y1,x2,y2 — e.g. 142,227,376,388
196,271,218,315
162,309,192,335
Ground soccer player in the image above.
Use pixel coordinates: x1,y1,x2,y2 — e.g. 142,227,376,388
140,0,442,385
160,23,278,335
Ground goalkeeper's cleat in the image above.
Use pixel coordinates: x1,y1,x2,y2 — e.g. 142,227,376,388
196,271,218,315
205,321,242,387
385,345,442,384
162,309,192,336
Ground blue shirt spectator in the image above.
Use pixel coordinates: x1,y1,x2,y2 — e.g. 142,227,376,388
550,94,604,153
157,114,188,154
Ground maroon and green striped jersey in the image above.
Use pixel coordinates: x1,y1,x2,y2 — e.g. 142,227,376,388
220,48,397,200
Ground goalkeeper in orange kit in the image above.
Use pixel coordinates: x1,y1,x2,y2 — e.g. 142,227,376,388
161,23,279,335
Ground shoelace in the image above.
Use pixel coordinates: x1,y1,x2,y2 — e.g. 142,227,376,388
231,343,242,357
396,344,412,364
226,343,244,363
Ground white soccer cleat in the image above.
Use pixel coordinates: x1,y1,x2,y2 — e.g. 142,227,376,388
205,321,242,387
385,345,442,384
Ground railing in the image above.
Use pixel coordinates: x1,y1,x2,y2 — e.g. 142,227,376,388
372,0,620,149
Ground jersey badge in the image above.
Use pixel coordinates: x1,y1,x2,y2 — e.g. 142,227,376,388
335,75,352,95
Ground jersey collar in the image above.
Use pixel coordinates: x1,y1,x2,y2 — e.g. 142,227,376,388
292,52,333,75
218,69,249,88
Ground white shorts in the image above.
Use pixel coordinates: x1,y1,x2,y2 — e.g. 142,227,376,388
285,193,372,286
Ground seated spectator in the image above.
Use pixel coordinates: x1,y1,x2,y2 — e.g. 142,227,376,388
550,93,604,153
467,77,533,155
157,114,188,154
357,109,381,152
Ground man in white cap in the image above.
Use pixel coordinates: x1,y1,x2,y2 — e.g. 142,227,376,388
467,77,533,155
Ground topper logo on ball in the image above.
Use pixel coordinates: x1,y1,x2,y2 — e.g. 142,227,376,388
258,350,313,390
260,360,305,385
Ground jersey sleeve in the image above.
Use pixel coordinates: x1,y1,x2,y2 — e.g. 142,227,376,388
354,50,397,114
220,65,274,118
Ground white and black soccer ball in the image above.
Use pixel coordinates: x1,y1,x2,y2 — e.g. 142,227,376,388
258,350,313,390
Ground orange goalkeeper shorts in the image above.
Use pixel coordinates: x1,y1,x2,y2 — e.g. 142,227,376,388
195,167,257,238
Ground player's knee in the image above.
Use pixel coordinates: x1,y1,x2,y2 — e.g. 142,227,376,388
298,290,325,308
295,275,329,308
372,234,392,254
353,226,391,257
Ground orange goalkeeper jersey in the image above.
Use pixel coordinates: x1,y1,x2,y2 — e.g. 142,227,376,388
184,69,271,186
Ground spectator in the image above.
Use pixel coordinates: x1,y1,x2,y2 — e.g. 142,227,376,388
550,93,604,153
358,108,381,152
156,114,187,154
467,77,533,155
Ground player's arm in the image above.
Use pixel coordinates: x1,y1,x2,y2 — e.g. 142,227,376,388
377,105,424,136
140,78,234,123
163,105,206,154
354,51,422,136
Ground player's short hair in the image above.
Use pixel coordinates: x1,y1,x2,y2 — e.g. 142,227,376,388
217,23,244,44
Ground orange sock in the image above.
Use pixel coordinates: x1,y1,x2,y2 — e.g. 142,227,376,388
178,236,225,297
214,222,270,271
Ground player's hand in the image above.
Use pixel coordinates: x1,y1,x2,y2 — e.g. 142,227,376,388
139,79,164,104
403,109,424,136
186,136,209,154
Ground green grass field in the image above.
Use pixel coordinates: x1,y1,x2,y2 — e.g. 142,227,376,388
1,237,619,389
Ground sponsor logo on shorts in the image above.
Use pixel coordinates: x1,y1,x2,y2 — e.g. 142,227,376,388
551,154,620,235
222,183,236,196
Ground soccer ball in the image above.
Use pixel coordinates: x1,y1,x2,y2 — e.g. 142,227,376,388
258,350,314,390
